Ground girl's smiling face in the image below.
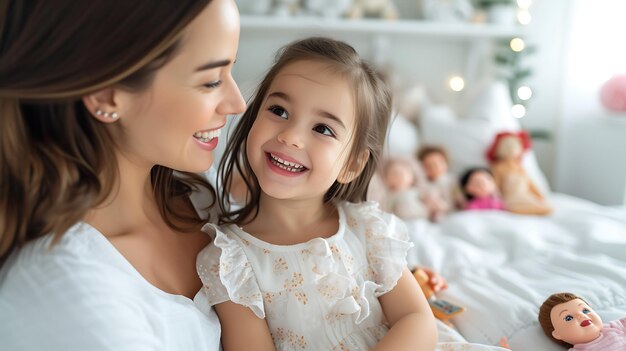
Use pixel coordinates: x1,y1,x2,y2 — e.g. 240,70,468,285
246,59,357,202
550,298,603,345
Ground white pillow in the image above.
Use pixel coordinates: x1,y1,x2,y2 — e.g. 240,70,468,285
385,113,420,157
419,81,551,194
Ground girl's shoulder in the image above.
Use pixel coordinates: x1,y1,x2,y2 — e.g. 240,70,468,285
338,201,414,297
338,200,411,246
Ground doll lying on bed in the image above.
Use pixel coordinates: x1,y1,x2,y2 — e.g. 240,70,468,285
486,131,552,215
382,157,429,220
459,167,505,211
538,292,626,350
418,145,464,221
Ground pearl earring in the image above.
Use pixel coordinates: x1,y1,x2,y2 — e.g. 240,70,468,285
95,109,119,119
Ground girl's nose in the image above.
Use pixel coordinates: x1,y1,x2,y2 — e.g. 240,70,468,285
277,126,304,149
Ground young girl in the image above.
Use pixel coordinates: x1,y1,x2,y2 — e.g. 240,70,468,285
197,37,438,350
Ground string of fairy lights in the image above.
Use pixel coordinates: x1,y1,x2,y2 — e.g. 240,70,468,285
448,0,534,118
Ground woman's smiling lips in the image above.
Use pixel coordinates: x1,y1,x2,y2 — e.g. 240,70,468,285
193,127,222,151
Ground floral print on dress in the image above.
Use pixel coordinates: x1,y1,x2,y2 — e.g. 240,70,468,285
197,201,413,351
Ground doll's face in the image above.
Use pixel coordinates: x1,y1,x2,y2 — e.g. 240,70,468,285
550,298,603,345
385,161,415,192
496,136,523,161
422,152,448,181
465,170,496,199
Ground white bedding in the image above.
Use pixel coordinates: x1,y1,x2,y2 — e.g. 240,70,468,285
405,193,626,351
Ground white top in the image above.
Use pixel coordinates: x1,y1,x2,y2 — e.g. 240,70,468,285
0,169,221,351
197,201,413,351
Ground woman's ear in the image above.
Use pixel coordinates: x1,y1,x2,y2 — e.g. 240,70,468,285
82,88,121,123
337,149,370,184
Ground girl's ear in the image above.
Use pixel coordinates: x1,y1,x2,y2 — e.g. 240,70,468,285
82,88,122,123
337,149,370,184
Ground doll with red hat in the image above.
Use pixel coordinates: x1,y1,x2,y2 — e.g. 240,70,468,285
486,131,552,215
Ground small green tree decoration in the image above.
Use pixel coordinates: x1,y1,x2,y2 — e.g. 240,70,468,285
493,38,536,111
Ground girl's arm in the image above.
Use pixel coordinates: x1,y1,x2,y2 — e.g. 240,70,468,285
371,267,438,351
215,301,277,351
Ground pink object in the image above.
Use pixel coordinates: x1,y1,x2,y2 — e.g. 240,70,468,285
571,317,626,351
600,75,626,112
464,196,505,211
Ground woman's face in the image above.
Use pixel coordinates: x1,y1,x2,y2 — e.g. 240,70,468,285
114,0,245,173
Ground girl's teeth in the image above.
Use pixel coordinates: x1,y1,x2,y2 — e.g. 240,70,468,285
269,153,305,172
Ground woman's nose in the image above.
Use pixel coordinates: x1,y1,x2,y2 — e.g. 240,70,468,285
219,76,246,116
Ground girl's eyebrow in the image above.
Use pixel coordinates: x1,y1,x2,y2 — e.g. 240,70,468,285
313,109,345,130
268,91,346,130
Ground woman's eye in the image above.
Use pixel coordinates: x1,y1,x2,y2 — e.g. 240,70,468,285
313,124,335,137
268,105,288,119
203,80,222,89
564,315,573,322
582,308,590,314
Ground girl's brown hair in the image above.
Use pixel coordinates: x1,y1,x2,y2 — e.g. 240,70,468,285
218,37,392,225
0,0,214,267
538,292,584,348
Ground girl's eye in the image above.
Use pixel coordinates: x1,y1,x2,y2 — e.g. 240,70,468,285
582,308,590,314
313,124,335,137
564,315,573,322
203,80,222,89
268,105,288,119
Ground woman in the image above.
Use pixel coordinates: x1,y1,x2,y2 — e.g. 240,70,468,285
0,0,245,350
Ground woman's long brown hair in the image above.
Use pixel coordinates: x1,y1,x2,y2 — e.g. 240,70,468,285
0,0,214,267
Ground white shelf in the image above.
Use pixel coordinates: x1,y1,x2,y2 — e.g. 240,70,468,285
241,15,524,39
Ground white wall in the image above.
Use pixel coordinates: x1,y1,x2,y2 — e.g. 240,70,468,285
553,0,626,205
233,0,625,205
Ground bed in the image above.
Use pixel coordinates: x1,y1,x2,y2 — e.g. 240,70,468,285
386,81,626,350
405,194,626,350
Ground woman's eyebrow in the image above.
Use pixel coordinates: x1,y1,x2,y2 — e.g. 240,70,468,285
195,59,231,72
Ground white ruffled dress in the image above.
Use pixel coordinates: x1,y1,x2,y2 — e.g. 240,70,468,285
197,201,413,351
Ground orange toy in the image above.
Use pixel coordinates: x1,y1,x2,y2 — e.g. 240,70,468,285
413,269,465,327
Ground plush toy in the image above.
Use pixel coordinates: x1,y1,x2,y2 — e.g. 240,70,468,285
382,157,428,220
347,0,398,20
538,292,626,349
417,145,463,222
271,0,301,17
486,131,552,215
412,268,463,327
421,0,474,22
302,0,352,18
459,167,505,211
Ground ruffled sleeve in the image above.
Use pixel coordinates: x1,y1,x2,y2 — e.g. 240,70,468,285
196,224,265,319
344,202,414,297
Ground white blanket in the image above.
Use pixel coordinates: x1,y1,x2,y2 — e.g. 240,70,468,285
405,194,626,351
